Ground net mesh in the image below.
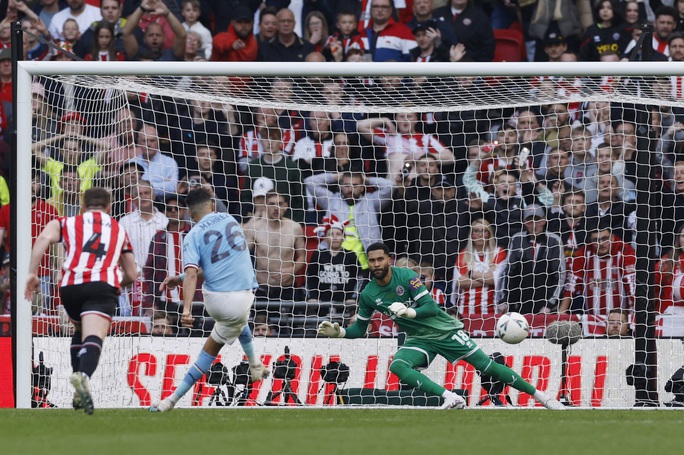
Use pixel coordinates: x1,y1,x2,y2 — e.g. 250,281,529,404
23,67,684,408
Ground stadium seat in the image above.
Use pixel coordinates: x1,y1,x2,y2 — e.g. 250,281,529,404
493,29,526,62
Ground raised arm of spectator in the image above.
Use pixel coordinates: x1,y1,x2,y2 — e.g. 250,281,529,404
31,134,68,167
122,1,147,59
356,117,395,143
15,1,51,41
304,172,338,210
462,164,490,203
365,176,394,207
155,0,187,59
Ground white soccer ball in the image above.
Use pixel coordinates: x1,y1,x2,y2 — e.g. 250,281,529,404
496,312,529,344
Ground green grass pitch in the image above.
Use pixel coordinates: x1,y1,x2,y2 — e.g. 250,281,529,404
2,408,683,455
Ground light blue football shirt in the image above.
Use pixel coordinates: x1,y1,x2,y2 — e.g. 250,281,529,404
183,212,257,292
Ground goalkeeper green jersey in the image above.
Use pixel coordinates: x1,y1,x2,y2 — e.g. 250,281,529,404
354,267,463,340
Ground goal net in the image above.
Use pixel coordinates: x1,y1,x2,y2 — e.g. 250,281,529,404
14,60,684,409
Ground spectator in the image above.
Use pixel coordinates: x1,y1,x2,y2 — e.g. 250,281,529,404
238,107,296,174
119,179,169,315
546,189,589,259
559,221,636,315
122,0,187,61
584,173,635,242
303,11,329,53
0,48,11,111
623,0,644,29
323,10,365,62
410,20,451,62
47,165,82,217
16,4,52,60
542,32,567,63
307,215,359,315
357,113,453,183
407,0,457,47
432,0,495,62
306,171,393,269
252,313,277,337
131,122,179,201
151,311,175,336
111,161,144,219
211,6,257,62
84,20,125,61
32,135,108,202
62,18,81,48
255,7,277,43
360,0,416,62
654,224,684,314
102,107,138,178
180,0,212,59
241,126,305,223
481,168,525,248
654,6,678,56
579,0,630,62
34,0,68,30
48,0,102,41
310,131,358,174
258,8,315,62
584,143,635,204
73,0,125,59
143,194,202,317
451,218,506,315
566,126,597,193
244,191,306,301
194,143,238,216
606,308,632,338
500,204,565,314
413,174,461,280
0,171,59,313
180,173,229,213
292,110,335,173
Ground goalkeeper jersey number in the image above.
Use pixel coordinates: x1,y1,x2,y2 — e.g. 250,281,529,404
358,267,463,340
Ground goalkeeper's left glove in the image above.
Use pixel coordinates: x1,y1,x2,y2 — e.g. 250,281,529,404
388,302,416,318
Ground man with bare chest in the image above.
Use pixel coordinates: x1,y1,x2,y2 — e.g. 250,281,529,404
244,191,306,301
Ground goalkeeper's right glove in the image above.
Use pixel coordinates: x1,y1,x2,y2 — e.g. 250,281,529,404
318,321,346,338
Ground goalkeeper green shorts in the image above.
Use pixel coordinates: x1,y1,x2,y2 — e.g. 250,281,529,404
394,329,484,369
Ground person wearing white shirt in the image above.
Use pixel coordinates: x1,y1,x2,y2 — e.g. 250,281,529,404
48,0,102,41
181,0,213,59
131,123,179,200
118,179,169,316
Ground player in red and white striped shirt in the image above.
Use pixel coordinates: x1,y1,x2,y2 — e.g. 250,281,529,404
25,187,137,414
559,224,636,315
451,219,507,315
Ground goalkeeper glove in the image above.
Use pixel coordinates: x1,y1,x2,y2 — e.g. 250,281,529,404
388,302,416,318
318,321,346,338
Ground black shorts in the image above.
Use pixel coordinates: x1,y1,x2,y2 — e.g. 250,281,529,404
60,282,118,322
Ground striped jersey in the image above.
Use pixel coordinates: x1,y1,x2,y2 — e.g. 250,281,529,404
564,237,636,315
60,211,132,288
371,129,448,158
451,247,507,315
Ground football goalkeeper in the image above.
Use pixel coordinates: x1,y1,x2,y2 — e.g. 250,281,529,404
318,243,564,410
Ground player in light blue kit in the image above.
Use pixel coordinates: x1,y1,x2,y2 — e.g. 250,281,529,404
151,188,269,412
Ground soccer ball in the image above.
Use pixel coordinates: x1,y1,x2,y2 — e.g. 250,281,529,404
496,312,529,344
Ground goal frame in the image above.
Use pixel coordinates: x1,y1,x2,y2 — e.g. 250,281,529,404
14,60,680,408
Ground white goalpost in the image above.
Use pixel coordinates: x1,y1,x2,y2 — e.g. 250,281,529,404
14,61,684,409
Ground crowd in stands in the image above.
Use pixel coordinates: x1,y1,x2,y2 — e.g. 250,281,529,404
3,0,684,338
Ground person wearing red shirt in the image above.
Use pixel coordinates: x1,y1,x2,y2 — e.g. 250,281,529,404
560,222,636,315
211,6,258,62
0,172,59,314
655,224,684,314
